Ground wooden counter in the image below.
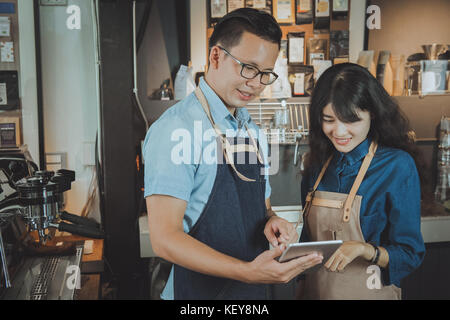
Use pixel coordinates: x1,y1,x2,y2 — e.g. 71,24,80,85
52,236,104,300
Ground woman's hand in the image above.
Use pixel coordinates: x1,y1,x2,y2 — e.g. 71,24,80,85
324,241,374,272
264,216,298,248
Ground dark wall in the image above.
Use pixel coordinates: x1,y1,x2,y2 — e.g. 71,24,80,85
136,0,190,98
99,0,147,299
156,0,190,81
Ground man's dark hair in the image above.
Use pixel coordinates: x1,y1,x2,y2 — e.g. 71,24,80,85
209,8,282,52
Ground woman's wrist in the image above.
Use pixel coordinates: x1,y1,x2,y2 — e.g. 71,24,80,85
362,242,376,261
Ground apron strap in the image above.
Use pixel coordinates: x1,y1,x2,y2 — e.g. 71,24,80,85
194,87,262,182
244,123,265,165
342,141,378,222
312,156,333,192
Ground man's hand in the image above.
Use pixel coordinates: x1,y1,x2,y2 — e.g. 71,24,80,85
264,216,298,248
243,245,323,284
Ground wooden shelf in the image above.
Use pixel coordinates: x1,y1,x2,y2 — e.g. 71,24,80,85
206,10,349,66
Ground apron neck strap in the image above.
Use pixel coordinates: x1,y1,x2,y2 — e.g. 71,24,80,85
194,87,263,182
195,87,217,127
342,141,378,221
312,156,333,192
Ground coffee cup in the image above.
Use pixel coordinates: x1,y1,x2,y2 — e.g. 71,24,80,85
422,71,442,93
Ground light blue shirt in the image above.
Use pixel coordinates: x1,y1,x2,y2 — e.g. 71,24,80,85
143,77,271,299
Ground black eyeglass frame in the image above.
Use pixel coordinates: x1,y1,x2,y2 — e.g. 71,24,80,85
216,46,279,85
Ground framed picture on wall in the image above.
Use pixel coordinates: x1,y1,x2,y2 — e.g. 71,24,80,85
332,0,349,19
295,0,314,24
273,0,295,24
288,32,305,64
332,0,348,12
209,0,228,27
314,0,330,29
228,0,246,12
315,0,330,17
0,70,19,111
245,0,273,15
0,116,20,148
210,0,227,18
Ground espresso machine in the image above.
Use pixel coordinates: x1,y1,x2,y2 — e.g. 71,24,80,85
0,147,104,299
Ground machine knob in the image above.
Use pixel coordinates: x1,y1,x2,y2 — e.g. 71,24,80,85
8,160,28,183
8,161,23,175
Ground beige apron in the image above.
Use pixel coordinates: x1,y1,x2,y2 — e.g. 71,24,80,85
302,141,401,300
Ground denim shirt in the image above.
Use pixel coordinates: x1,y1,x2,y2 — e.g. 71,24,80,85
301,138,425,287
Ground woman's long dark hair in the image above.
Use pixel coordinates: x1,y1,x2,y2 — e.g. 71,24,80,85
304,63,426,188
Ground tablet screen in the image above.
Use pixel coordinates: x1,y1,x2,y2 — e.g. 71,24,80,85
278,240,343,272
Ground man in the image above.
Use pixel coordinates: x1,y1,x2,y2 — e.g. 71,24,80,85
144,8,322,300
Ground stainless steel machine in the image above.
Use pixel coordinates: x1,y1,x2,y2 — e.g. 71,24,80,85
0,147,104,299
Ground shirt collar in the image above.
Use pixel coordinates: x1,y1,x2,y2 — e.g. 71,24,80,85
334,137,372,166
198,77,251,128
235,108,251,128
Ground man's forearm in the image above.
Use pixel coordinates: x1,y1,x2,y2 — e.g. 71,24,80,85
266,208,276,219
153,230,251,283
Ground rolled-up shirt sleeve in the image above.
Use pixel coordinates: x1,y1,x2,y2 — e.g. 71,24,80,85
383,158,425,287
143,114,197,202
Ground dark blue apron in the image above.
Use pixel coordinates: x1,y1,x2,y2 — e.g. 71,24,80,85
173,88,269,300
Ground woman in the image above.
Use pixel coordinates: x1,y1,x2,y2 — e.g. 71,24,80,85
298,63,425,299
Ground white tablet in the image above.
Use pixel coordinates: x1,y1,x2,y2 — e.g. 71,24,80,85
278,240,343,270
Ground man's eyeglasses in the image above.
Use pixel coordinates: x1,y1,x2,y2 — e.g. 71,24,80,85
217,46,279,85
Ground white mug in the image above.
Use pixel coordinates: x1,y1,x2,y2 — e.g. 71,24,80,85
422,71,442,92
